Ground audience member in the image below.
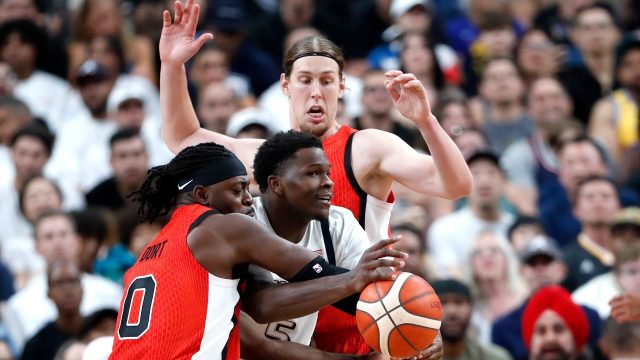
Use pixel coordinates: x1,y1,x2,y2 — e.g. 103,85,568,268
435,94,473,139
70,209,108,274
391,223,431,280
433,279,511,360
21,260,84,360
76,309,117,343
515,29,564,86
522,286,591,360
196,82,240,134
225,107,277,140
0,338,12,360
429,150,515,276
506,216,545,254
85,129,149,212
600,318,640,359
399,31,446,110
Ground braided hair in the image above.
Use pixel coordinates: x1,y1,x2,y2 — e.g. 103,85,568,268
130,142,237,222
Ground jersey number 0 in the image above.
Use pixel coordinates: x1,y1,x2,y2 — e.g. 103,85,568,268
118,275,157,340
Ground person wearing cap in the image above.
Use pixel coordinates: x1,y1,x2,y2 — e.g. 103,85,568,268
225,107,277,140
589,31,640,184
574,242,640,320
429,149,514,277
492,235,602,360
507,217,545,254
522,286,591,360
432,279,511,360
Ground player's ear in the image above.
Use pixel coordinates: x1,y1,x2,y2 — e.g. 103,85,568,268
339,74,346,98
268,175,283,195
280,73,290,98
192,185,209,205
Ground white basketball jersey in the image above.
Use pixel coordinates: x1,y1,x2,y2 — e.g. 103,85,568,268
251,197,370,345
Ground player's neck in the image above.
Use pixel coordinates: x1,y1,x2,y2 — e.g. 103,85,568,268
261,195,311,243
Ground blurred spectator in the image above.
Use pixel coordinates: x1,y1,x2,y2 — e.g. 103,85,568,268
471,58,534,154
589,32,640,185
600,318,640,359
539,135,640,245
0,260,14,304
563,176,620,291
507,216,545,254
88,35,161,123
522,286,590,360
0,125,53,247
203,0,280,97
501,77,573,216
0,338,12,360
533,0,596,46
85,129,149,212
225,107,277,140
391,223,431,280
0,20,85,133
573,243,640,319
352,69,420,147
452,127,489,160
247,0,343,67
558,3,621,124
48,60,116,195
515,29,565,86
432,279,512,360
4,175,62,287
468,13,518,87
189,43,253,105
399,31,446,111
0,96,30,149
428,150,515,277
435,92,472,139
53,340,85,360
77,308,117,343
68,0,156,85
21,260,84,360
464,231,527,344
609,207,640,251
609,293,640,324
492,235,602,360
196,82,239,134
345,0,393,75
70,209,108,274
1,211,121,351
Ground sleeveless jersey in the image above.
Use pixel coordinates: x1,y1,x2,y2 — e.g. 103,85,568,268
251,197,369,345
316,125,395,354
611,89,639,148
109,204,242,360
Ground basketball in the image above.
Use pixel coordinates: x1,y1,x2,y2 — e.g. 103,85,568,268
356,272,442,358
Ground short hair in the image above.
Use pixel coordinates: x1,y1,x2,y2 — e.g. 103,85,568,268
130,142,240,222
507,216,543,242
283,36,345,78
574,175,620,206
614,242,640,272
0,95,30,117
0,19,47,68
18,175,62,217
77,308,119,340
252,130,324,193
70,208,108,247
558,134,608,165
391,223,427,253
109,127,142,148
10,124,54,155
34,209,75,237
602,317,640,354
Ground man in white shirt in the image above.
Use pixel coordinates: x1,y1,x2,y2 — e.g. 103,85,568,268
1,210,122,353
428,149,515,278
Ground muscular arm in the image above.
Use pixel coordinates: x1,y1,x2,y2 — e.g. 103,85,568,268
159,0,262,171
188,214,402,323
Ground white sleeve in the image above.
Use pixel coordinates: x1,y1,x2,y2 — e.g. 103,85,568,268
500,141,536,188
427,217,458,271
329,207,370,270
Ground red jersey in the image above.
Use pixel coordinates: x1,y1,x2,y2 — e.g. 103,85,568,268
317,126,394,354
110,204,242,360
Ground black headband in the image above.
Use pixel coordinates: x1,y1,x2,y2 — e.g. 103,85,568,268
175,155,247,193
291,51,340,66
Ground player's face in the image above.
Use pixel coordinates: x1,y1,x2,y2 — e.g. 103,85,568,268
207,176,255,217
277,147,333,220
529,310,577,360
282,56,345,138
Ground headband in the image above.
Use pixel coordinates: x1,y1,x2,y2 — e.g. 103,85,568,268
175,155,247,193
291,51,340,66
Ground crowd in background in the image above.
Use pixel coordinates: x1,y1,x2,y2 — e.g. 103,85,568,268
1,0,640,359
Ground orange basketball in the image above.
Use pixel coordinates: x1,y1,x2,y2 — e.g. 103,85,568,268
356,272,442,358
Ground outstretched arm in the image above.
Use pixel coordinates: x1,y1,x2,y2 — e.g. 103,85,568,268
159,0,263,172
362,71,472,200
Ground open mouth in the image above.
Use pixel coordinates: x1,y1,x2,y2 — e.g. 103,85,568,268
307,105,325,120
316,193,333,205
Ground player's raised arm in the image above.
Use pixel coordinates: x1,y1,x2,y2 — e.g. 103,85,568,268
359,71,472,200
159,0,263,171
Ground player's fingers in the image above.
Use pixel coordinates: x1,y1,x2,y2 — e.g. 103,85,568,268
193,32,213,49
163,10,171,27
370,258,405,269
188,3,200,26
385,80,400,102
373,267,397,281
174,1,183,24
387,73,418,87
371,237,401,250
366,248,407,262
385,70,403,78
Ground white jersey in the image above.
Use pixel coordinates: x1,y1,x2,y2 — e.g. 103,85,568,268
251,197,370,345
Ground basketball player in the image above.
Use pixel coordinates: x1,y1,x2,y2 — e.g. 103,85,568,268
108,142,407,359
159,0,468,355
240,131,441,360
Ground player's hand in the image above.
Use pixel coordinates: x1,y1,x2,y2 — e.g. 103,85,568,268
610,293,640,323
160,0,213,65
384,71,432,126
350,237,407,292
389,331,443,360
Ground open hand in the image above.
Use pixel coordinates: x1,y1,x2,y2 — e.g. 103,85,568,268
160,0,213,65
350,237,407,292
384,71,432,125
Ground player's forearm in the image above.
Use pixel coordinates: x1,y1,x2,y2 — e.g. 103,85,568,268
244,272,357,323
159,62,201,153
247,340,369,360
417,114,472,199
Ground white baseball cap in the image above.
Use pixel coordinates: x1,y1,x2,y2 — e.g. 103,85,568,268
225,107,278,138
389,0,432,18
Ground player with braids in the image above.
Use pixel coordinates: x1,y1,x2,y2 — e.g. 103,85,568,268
109,142,407,359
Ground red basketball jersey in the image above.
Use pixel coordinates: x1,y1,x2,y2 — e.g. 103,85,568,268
109,204,242,360
317,126,394,354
